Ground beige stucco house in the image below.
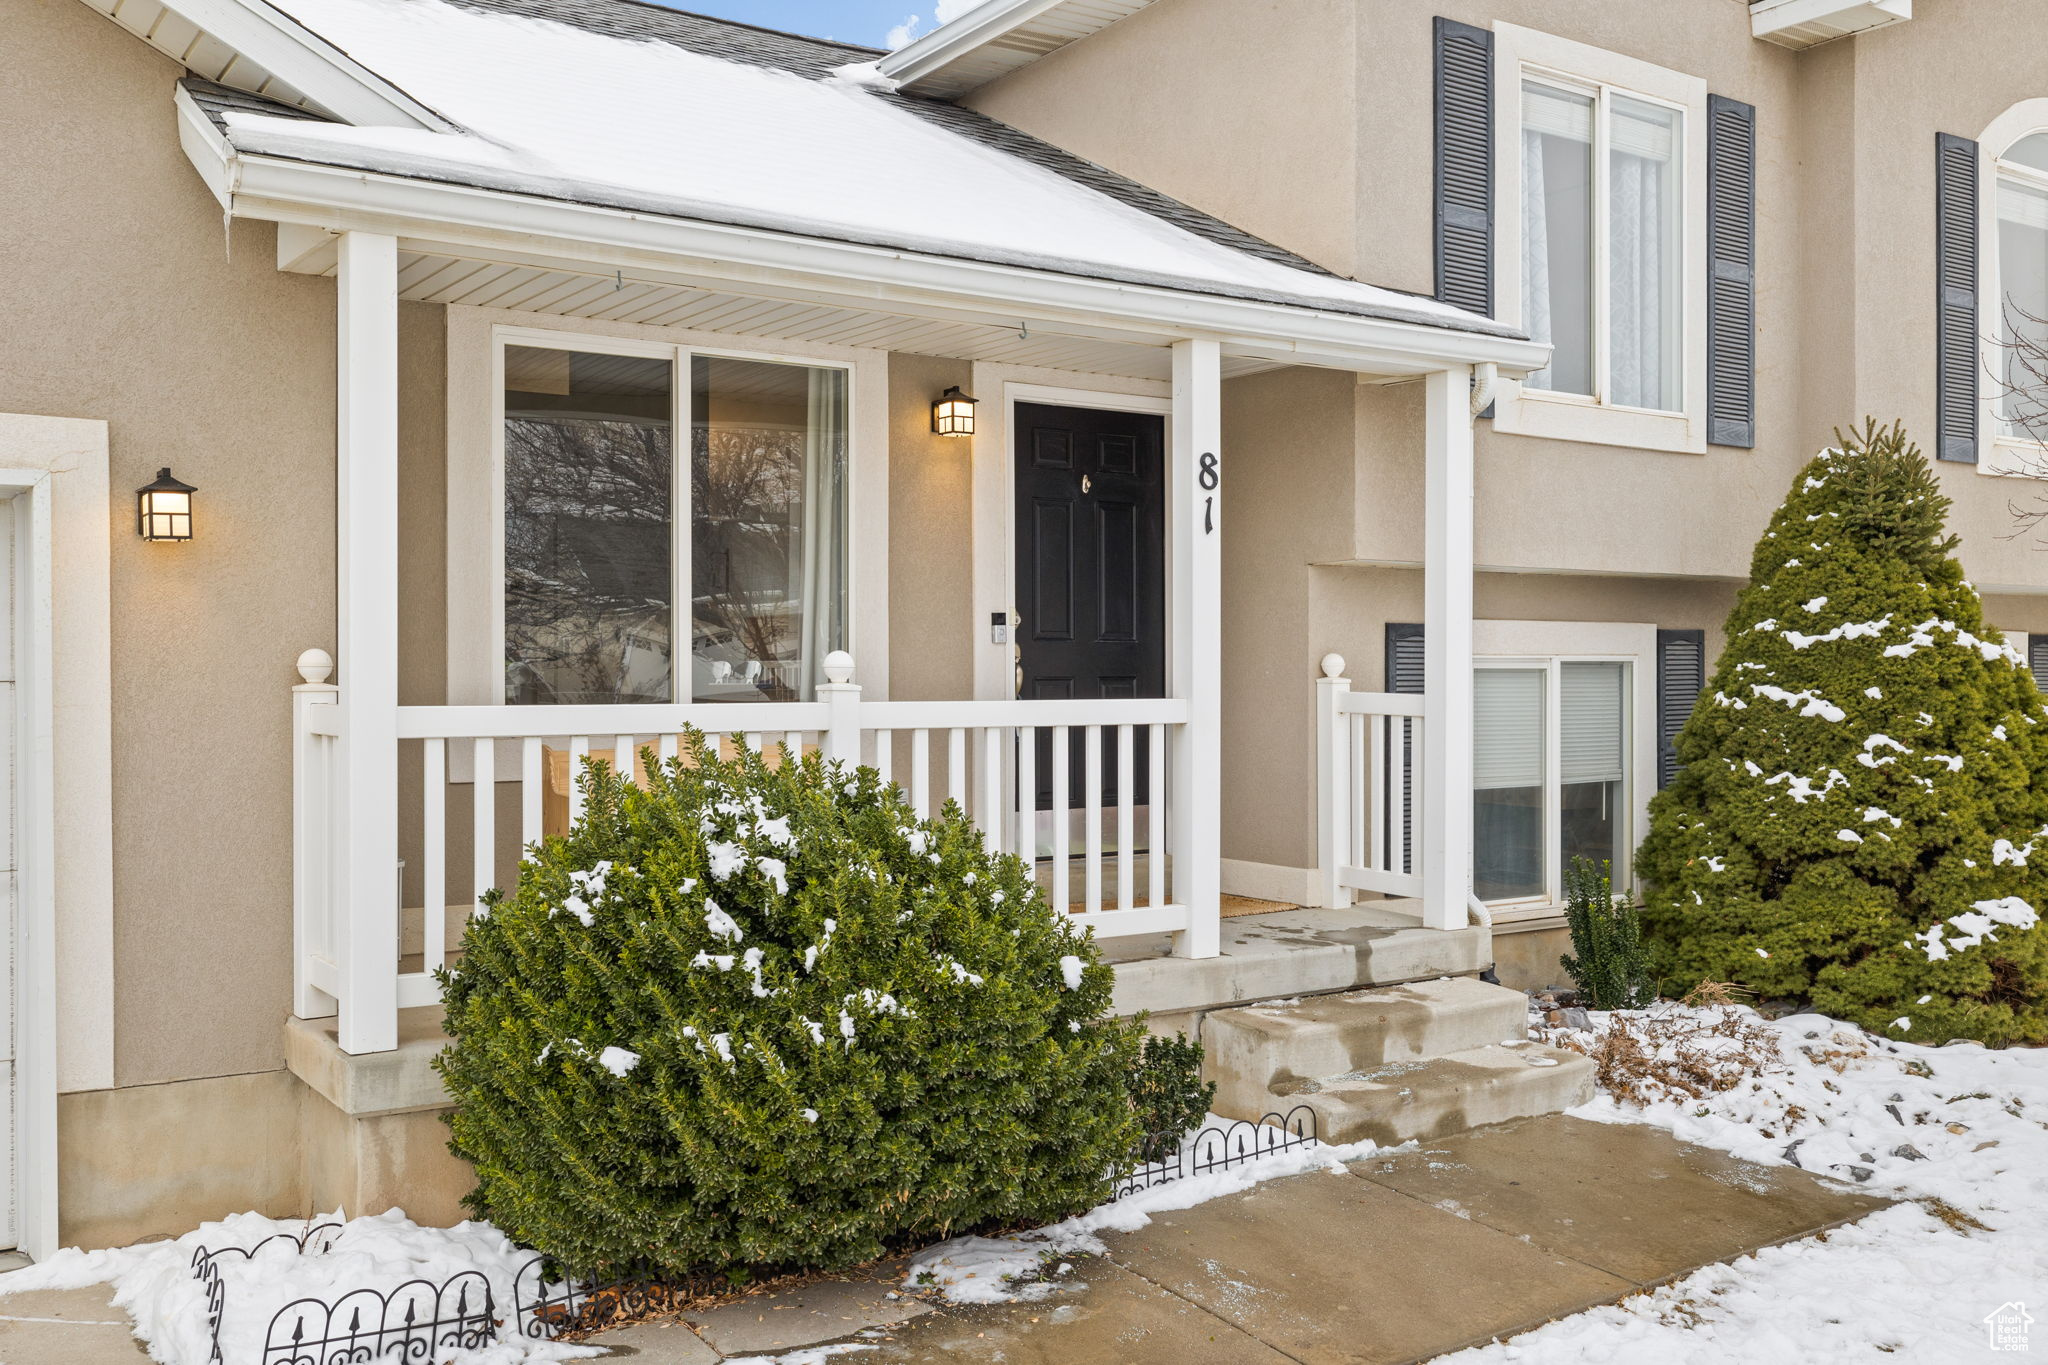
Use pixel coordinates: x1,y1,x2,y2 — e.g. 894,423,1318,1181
6,0,2048,1257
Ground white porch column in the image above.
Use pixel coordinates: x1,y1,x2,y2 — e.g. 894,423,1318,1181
1169,338,1222,958
335,231,401,1054
1421,366,1476,932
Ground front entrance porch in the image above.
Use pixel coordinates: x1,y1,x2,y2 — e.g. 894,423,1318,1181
280,217,1542,1060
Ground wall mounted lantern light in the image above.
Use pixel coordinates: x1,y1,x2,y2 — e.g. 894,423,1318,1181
931,386,978,438
137,467,197,542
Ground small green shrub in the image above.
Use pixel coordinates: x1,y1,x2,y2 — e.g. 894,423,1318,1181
1129,1033,1214,1159
436,736,1146,1280
1560,858,1653,1010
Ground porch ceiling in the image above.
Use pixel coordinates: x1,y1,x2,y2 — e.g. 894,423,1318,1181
321,245,1287,382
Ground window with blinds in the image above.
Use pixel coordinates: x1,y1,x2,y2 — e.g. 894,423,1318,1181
1474,658,1631,907
1561,661,1626,785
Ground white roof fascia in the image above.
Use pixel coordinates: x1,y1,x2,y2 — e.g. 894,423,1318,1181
153,0,453,128
180,128,1544,376
878,0,1154,99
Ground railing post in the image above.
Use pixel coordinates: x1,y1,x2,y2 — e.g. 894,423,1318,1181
335,230,401,1053
820,650,862,767
1316,654,1352,910
1169,339,1222,958
293,648,339,1020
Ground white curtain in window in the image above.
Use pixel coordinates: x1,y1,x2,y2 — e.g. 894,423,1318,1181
1998,176,2048,437
798,369,849,698
1522,122,1553,372
1522,83,1592,394
1475,668,1545,790
1609,97,1679,411
1560,661,1626,785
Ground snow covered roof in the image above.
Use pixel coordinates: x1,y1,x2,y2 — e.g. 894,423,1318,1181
193,0,1515,338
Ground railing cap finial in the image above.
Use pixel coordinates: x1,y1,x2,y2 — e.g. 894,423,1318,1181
823,650,855,685
1319,652,1346,680
297,647,334,685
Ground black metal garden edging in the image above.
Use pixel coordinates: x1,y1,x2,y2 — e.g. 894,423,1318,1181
1112,1105,1319,1200
190,1108,1320,1361
191,1223,496,1365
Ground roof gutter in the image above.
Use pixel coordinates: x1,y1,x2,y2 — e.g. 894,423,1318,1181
182,118,1548,378
878,0,1080,91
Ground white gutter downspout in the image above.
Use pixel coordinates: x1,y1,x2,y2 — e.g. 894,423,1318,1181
1466,363,1494,932
1469,361,1498,418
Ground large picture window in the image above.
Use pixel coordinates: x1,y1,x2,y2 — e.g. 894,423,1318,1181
1474,658,1631,905
502,340,848,705
1521,77,1683,413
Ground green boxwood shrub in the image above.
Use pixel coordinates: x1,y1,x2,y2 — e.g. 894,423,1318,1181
1639,421,2048,1045
1129,1033,1214,1159
1560,858,1652,1010
436,737,1147,1279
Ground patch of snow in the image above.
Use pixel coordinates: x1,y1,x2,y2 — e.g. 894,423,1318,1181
704,901,744,941
0,1211,600,1365
1059,955,1085,990
597,1046,639,1077
1916,897,2039,962
1445,1006,2048,1362
1749,684,1846,722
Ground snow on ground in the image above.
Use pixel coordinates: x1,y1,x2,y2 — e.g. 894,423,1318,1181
0,1210,600,1365
1438,1004,2048,1363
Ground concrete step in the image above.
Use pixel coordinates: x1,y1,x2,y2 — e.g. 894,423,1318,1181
1242,1043,1596,1147
1201,978,1530,1116
1107,906,1489,1018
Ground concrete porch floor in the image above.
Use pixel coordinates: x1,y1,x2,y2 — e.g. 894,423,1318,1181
1107,900,1488,1025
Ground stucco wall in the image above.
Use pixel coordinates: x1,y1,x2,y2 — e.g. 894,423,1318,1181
969,0,2048,596
0,0,338,1087
964,0,1360,277
888,354,976,700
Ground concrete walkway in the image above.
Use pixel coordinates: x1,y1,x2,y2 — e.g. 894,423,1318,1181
590,1114,1889,1365
0,1115,1887,1365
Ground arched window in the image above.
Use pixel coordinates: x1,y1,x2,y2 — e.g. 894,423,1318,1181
1994,131,2048,439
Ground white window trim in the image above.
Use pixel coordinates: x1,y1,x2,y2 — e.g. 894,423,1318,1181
1977,99,2048,477
446,306,891,721
1474,619,1657,922
1490,24,1709,455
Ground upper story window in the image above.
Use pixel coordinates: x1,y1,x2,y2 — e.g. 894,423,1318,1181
1995,132,2048,441
1520,80,1684,412
1481,25,1713,455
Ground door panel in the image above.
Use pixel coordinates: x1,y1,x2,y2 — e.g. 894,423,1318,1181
1014,403,1166,816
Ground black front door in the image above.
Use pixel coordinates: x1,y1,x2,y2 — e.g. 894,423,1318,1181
1014,402,1166,811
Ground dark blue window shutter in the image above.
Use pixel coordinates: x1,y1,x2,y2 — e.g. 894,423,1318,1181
2030,636,2048,692
1656,628,1707,789
1936,132,1980,463
1434,18,1494,316
1385,624,1424,876
1707,95,1756,448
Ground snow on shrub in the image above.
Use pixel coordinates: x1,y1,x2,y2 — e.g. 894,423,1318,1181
436,736,1146,1280
1640,421,2048,1044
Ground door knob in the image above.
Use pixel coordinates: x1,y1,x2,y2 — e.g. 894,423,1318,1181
1081,474,1092,494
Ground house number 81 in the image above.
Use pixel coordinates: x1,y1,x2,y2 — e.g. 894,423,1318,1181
1199,452,1220,534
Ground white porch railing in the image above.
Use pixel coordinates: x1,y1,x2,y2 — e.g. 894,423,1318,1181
1315,653,1426,908
294,650,1200,1050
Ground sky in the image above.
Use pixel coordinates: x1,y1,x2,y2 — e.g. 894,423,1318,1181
650,0,978,50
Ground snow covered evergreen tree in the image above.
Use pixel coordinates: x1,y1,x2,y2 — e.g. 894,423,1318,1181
1639,421,2048,1045
436,737,1145,1279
